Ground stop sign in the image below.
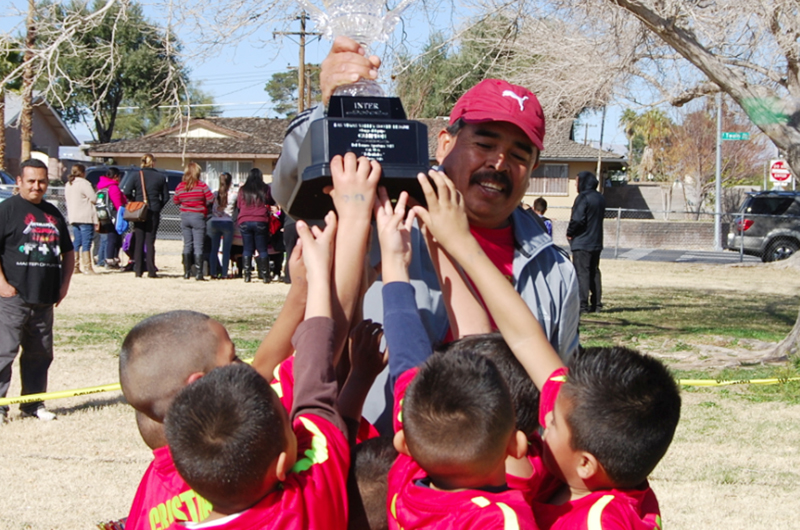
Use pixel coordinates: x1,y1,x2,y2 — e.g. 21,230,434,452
770,159,792,183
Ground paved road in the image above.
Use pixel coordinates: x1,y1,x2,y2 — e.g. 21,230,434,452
600,248,761,264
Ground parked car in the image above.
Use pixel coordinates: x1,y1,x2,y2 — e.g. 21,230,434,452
726,191,800,262
85,165,184,192
0,169,15,201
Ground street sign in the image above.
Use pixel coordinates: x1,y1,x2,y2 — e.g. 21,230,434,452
770,159,793,184
721,132,751,141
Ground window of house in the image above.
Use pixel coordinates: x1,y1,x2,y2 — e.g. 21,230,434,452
527,164,569,196
198,161,253,191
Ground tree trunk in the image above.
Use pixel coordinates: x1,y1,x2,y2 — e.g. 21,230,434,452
0,90,5,171
20,0,35,162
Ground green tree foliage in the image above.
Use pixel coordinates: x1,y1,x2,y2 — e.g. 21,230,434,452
394,17,520,118
45,0,189,143
265,64,320,119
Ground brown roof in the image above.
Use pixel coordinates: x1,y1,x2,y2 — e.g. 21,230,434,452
88,115,623,162
88,117,292,158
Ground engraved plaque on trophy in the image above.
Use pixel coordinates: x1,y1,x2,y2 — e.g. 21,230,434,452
286,0,430,219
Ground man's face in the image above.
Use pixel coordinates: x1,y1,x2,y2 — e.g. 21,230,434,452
436,121,539,229
16,167,49,204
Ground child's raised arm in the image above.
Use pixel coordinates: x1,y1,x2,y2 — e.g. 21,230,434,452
374,188,432,386
328,153,381,364
412,170,563,390
251,243,307,381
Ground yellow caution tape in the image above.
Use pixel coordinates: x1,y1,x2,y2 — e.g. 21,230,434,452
1,370,795,407
679,377,800,387
0,383,122,406
0,358,256,407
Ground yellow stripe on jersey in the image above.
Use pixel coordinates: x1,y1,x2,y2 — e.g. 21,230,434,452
470,497,520,530
290,417,329,473
496,502,521,530
587,494,615,530
471,496,491,508
550,375,567,383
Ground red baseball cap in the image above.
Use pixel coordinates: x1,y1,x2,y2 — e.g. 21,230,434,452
449,79,545,152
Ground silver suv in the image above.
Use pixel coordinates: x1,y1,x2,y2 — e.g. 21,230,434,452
726,191,800,262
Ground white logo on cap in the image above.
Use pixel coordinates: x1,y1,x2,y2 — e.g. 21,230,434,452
502,90,528,111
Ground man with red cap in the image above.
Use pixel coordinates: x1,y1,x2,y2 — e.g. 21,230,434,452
272,37,579,433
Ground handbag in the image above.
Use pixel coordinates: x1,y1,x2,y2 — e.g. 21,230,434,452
123,171,149,222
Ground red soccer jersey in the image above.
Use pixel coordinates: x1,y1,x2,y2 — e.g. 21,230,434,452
514,368,663,530
170,413,349,530
387,453,538,530
389,367,537,530
272,355,380,443
126,446,212,530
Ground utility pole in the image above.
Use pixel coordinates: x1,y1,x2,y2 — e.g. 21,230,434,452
273,13,320,114
714,92,722,251
21,0,36,162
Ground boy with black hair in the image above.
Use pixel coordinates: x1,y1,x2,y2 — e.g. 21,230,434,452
119,246,310,530
373,189,535,529
164,210,350,530
412,169,681,530
347,436,398,530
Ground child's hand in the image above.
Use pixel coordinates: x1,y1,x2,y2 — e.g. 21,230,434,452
411,169,473,255
286,239,307,289
328,152,381,222
374,188,415,283
348,319,387,382
297,210,337,285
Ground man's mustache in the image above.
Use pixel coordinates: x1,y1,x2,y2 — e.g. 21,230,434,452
469,170,513,197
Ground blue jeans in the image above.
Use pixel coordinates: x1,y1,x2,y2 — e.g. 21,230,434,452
208,220,234,278
239,221,270,259
97,234,107,266
180,212,207,256
72,223,94,252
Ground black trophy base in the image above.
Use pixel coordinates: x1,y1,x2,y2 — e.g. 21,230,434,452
286,96,430,220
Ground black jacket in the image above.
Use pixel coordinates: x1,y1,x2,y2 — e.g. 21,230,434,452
567,171,606,251
123,169,171,213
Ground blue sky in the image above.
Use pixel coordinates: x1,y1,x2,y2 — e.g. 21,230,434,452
1,2,626,150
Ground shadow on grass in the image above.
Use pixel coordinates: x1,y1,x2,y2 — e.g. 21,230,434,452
50,394,127,416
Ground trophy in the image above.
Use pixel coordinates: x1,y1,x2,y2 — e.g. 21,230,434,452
286,0,430,219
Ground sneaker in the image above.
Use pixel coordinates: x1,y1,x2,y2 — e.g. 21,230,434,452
22,407,56,421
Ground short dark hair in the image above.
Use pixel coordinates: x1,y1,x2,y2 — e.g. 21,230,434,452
165,363,288,509
445,117,467,136
402,350,515,475
348,436,398,530
533,197,547,213
119,311,220,421
437,333,540,437
562,346,681,488
20,159,47,171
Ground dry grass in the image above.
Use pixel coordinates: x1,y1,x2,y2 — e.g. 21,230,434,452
1,241,799,529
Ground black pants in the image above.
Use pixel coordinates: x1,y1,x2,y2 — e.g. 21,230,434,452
572,249,602,312
133,210,161,277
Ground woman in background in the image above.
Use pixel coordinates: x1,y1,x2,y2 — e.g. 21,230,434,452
123,153,170,278
173,161,213,281
97,167,127,270
235,168,274,283
64,164,98,275
207,172,236,279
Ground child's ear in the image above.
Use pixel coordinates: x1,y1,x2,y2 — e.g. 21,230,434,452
393,429,411,457
185,372,205,385
506,430,528,459
576,451,602,482
275,451,290,482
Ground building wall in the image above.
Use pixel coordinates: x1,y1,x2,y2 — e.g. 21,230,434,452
550,219,724,251
4,107,71,179
110,156,276,179
522,160,607,216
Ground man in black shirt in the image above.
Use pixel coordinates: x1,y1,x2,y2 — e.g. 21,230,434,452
0,159,74,422
567,171,606,314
